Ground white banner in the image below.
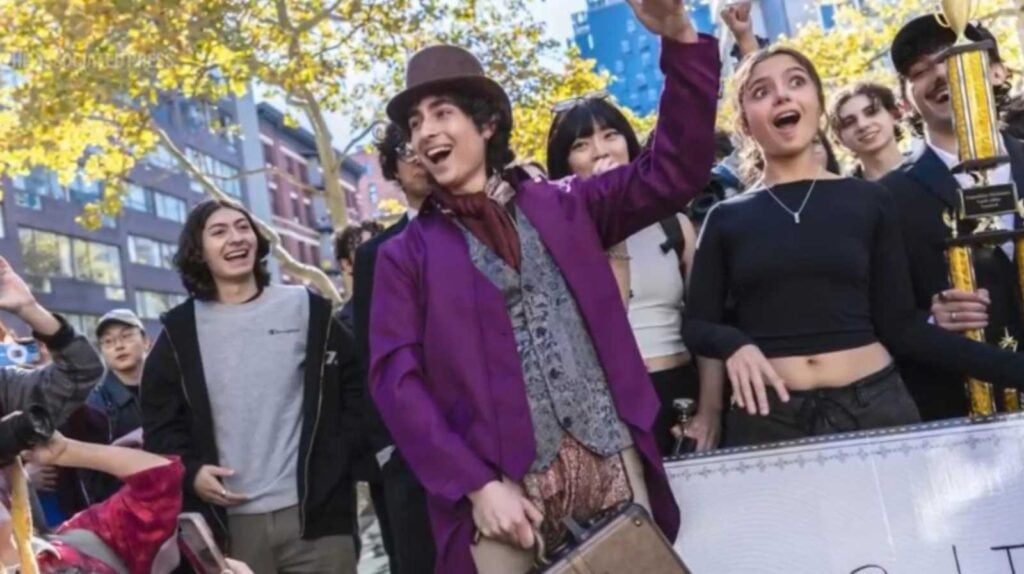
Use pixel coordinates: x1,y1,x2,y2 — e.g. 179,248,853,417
666,415,1024,574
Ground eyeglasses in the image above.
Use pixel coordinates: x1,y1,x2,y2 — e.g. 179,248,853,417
99,330,141,350
550,90,611,114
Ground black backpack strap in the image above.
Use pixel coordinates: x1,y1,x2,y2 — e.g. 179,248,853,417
658,215,685,260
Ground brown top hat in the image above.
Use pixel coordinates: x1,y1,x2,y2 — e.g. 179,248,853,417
386,45,512,130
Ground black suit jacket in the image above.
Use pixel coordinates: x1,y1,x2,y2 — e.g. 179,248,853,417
880,135,1024,419
352,214,410,455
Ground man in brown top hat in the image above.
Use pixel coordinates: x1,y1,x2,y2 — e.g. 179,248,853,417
368,0,720,572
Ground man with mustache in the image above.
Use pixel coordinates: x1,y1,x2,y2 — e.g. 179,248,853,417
880,16,1024,420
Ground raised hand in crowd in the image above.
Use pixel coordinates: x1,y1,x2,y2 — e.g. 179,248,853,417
931,288,990,333
0,256,60,337
626,0,698,43
726,345,790,416
194,464,248,508
469,478,544,550
721,2,759,58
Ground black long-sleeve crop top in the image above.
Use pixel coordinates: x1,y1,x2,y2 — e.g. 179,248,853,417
682,177,1024,390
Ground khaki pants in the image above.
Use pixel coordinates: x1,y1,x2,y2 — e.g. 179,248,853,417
227,505,356,574
470,448,649,574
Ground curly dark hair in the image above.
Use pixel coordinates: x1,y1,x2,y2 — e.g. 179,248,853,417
376,122,406,182
174,199,271,301
829,82,904,142
332,220,384,265
405,90,515,176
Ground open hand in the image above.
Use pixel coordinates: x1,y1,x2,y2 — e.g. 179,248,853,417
932,288,989,333
0,257,36,315
625,0,697,44
726,344,790,416
469,478,543,550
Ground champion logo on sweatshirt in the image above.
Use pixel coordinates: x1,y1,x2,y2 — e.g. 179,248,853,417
268,328,301,336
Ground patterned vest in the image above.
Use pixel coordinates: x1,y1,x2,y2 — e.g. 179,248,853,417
461,210,632,472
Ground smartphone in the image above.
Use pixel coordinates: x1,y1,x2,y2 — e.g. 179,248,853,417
0,341,40,367
178,513,231,574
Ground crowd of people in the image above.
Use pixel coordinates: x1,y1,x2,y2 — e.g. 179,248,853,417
0,0,1022,573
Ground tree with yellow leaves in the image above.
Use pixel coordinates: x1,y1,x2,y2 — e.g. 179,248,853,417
0,0,610,301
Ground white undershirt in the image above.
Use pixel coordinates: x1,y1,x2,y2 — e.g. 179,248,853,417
626,220,687,359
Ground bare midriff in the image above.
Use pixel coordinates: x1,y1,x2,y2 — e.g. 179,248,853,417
644,351,691,373
768,342,892,391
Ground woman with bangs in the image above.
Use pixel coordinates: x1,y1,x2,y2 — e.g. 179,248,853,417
546,96,725,455
683,45,1024,447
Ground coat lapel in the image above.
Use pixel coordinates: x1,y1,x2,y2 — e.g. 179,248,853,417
905,144,960,209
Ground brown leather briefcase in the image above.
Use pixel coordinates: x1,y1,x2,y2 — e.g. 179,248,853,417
533,503,691,574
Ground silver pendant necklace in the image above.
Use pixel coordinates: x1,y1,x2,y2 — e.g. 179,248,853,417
760,171,821,224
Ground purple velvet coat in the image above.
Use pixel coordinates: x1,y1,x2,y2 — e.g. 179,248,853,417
369,36,721,573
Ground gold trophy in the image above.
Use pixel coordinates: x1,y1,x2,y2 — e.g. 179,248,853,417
939,0,1024,415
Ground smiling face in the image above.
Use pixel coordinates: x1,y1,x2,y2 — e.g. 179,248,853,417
835,94,899,157
566,122,631,180
903,50,1007,135
739,53,823,163
408,94,493,194
201,207,258,286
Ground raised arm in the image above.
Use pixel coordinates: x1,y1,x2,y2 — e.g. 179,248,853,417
0,256,102,424
368,244,496,503
577,2,720,248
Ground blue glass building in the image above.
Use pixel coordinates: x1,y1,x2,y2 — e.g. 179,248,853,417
572,0,716,116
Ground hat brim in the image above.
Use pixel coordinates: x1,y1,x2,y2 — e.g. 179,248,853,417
891,15,986,76
386,76,513,130
95,318,143,338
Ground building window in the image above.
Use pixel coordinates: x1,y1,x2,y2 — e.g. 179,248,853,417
298,242,308,264
587,34,594,50
12,168,63,210
621,40,630,53
648,87,658,102
128,235,177,270
626,19,636,33
311,245,321,268
636,73,647,88
67,172,101,204
820,3,837,30
290,193,303,224
304,196,315,228
63,313,102,340
144,144,178,170
262,143,275,167
136,290,186,320
72,238,125,300
18,228,124,299
641,52,651,67
155,192,188,223
124,183,154,213
18,228,73,292
187,147,241,197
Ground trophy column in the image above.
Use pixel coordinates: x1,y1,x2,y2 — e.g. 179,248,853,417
939,1,1023,416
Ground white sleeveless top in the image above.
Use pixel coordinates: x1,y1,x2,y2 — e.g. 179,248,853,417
626,220,687,359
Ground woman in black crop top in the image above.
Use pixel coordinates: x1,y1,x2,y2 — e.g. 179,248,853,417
683,46,1024,447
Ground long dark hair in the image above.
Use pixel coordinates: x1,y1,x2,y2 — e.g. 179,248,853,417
545,98,642,180
174,199,271,301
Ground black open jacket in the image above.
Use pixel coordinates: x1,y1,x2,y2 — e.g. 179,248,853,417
141,290,362,548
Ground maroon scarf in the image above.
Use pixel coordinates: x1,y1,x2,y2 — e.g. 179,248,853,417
432,176,521,271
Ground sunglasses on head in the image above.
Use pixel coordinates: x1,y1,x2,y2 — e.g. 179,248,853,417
550,90,611,114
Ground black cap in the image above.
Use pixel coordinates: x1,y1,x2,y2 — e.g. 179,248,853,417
891,15,1001,77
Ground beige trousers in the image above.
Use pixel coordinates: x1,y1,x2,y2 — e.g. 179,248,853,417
227,505,356,574
470,448,649,574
